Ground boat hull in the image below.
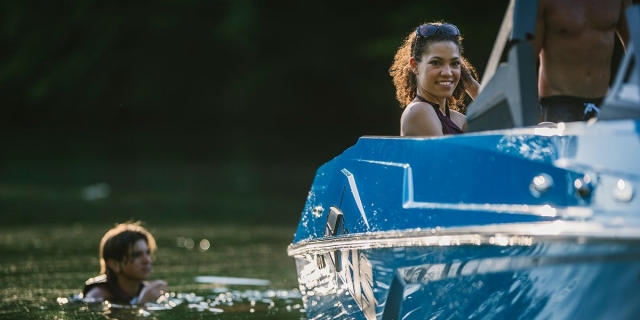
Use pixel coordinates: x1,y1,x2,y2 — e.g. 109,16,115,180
291,230,640,319
288,120,640,319
288,2,640,316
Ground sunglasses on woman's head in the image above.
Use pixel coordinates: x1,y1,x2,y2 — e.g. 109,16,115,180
416,23,460,37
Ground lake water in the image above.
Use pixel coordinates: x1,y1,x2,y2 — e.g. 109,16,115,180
0,223,306,319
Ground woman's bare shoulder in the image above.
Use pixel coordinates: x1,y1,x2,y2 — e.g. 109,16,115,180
401,101,443,136
403,101,438,118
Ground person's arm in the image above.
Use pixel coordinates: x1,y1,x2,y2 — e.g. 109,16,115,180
135,280,168,304
616,0,633,50
400,103,443,136
465,77,480,99
461,58,480,99
533,0,547,57
449,110,467,132
83,286,111,302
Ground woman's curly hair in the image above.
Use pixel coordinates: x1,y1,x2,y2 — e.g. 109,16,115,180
389,22,478,114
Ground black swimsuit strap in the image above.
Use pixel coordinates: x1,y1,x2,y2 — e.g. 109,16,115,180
415,95,451,117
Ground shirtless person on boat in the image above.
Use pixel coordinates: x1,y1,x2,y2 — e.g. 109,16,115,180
534,0,632,123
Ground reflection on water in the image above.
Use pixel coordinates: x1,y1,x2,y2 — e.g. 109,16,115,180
54,288,303,319
0,224,305,319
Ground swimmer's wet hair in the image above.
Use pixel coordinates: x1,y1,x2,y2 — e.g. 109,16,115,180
99,221,157,274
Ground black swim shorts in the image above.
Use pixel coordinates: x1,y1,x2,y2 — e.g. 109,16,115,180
539,96,603,123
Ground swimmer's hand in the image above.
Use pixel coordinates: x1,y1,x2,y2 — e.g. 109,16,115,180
136,280,168,304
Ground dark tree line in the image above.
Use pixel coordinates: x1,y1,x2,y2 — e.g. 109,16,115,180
1,0,509,162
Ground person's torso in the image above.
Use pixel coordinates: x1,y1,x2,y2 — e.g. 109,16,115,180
538,0,624,98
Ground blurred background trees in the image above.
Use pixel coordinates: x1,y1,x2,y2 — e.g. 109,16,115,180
0,0,509,226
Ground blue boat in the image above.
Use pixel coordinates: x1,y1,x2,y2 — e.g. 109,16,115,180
288,1,640,319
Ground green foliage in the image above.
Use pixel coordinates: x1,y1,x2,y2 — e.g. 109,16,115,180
0,1,509,226
1,0,508,134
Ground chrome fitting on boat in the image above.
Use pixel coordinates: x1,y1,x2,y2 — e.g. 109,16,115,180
316,254,326,269
312,206,324,218
574,174,593,198
612,179,634,202
530,173,553,197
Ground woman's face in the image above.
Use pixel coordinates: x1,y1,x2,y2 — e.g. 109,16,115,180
412,40,461,103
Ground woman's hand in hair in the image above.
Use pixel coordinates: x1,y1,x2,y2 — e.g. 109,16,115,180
461,61,480,99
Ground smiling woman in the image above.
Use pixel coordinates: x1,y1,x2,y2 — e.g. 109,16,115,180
389,21,480,136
